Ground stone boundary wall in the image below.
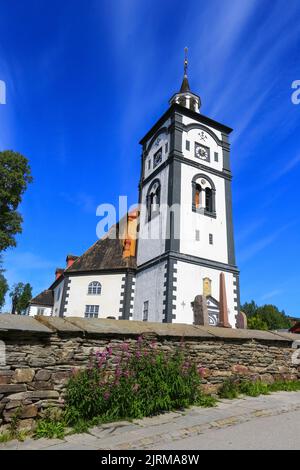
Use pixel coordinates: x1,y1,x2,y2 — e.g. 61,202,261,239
0,315,299,433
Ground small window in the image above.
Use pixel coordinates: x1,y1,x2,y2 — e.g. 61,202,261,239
88,281,102,295
147,179,161,221
195,230,200,241
214,152,219,162
186,140,190,151
205,188,213,213
153,148,162,168
165,142,168,153
194,183,201,209
85,305,99,318
37,308,45,316
143,301,149,322
209,234,213,245
56,288,61,301
148,159,151,170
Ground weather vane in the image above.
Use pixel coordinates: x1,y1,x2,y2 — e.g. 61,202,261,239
184,47,188,76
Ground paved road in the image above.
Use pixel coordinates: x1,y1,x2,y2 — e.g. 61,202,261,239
1,391,300,450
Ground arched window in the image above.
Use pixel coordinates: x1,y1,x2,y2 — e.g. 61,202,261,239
192,174,216,217
146,179,161,221
205,187,213,213
88,281,102,295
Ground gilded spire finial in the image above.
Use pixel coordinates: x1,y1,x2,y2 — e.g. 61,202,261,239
184,47,188,76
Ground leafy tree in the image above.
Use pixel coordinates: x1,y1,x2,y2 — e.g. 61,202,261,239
0,273,8,312
242,300,292,330
0,150,33,252
247,314,268,331
9,282,32,315
241,300,258,318
256,304,292,330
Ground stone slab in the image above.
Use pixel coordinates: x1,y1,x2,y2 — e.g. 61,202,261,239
0,315,51,334
35,316,85,334
64,318,216,339
194,325,292,342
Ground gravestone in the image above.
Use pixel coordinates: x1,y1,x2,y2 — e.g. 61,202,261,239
235,310,247,329
191,295,209,326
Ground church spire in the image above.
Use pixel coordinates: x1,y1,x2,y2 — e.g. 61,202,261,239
179,47,191,93
169,47,201,113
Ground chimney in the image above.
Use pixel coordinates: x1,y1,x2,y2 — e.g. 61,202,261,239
66,254,78,268
55,268,64,280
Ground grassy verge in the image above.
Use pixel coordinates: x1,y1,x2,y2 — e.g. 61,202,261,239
218,378,300,399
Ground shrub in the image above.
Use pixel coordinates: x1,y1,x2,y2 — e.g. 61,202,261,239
218,377,240,399
64,337,215,424
239,380,270,397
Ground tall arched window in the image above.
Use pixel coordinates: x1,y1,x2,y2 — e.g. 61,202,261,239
146,179,161,221
88,281,102,295
192,174,216,217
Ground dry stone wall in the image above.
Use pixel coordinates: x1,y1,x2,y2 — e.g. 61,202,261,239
0,315,299,432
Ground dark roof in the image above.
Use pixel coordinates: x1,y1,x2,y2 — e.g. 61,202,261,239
30,289,54,307
65,236,136,273
179,75,191,93
139,103,233,145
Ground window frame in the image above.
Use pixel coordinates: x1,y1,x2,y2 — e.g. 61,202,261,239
146,178,161,222
85,305,99,318
143,301,149,322
87,281,102,295
192,174,216,218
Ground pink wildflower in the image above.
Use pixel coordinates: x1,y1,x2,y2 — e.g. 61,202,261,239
103,391,110,400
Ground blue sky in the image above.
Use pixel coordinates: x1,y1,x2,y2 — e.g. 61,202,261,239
0,0,300,315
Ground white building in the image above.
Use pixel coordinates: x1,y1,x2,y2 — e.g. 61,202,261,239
29,56,241,327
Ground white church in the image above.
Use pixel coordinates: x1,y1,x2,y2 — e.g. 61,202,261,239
28,54,241,327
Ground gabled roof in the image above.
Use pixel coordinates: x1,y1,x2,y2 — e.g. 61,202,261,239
30,289,54,307
65,237,136,273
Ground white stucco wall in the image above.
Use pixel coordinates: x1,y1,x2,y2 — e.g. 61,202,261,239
173,261,237,327
137,165,169,266
65,273,125,319
182,116,223,142
52,279,65,317
144,127,170,179
133,262,167,323
182,126,224,172
179,163,228,264
27,305,53,317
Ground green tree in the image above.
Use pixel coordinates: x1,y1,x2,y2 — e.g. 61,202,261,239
0,150,33,252
247,314,268,330
9,282,32,315
256,304,292,330
0,273,8,312
241,300,258,318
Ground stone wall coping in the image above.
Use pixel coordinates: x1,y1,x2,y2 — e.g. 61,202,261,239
0,314,52,334
35,316,85,333
0,315,298,343
194,325,294,342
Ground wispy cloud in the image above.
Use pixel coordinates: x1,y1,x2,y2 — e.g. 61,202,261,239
236,218,266,243
260,289,284,302
268,154,300,183
238,223,293,263
61,191,96,214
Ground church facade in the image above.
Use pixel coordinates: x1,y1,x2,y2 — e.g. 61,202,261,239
29,57,240,327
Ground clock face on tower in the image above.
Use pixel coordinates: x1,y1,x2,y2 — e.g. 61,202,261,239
195,143,210,162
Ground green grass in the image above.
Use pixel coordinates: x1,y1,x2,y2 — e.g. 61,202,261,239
218,379,300,400
0,432,11,443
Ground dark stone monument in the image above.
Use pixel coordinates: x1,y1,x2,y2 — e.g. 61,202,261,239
191,295,209,326
235,310,247,329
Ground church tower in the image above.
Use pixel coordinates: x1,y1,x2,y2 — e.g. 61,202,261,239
133,50,240,326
